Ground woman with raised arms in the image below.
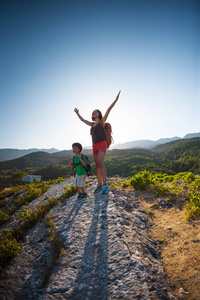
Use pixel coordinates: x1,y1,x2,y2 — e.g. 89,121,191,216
74,91,121,194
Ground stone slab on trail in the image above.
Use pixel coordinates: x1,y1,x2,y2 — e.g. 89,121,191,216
0,177,176,300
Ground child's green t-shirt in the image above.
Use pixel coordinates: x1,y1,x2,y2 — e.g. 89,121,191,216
73,155,87,176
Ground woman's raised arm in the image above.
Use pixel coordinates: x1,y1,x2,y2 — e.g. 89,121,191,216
102,91,121,123
74,108,93,126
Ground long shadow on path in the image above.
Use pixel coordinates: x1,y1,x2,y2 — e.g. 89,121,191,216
60,196,86,235
14,196,85,300
70,194,109,300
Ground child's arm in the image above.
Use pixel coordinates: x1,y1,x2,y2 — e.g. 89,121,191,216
102,91,121,123
74,108,93,126
79,153,86,167
68,156,74,170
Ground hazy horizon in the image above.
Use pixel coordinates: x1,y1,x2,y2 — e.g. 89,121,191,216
0,131,199,152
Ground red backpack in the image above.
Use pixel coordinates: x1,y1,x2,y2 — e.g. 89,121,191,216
99,119,113,148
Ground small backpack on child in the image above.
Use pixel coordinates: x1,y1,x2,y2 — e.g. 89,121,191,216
99,119,113,148
73,154,92,176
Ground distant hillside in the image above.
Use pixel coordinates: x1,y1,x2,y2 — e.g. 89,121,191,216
104,137,200,176
152,137,200,152
183,132,200,139
1,132,199,162
0,148,59,162
152,137,200,160
110,137,181,149
0,149,93,171
0,137,199,176
0,151,69,170
111,132,200,150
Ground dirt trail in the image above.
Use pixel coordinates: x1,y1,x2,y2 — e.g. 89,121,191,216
0,177,177,299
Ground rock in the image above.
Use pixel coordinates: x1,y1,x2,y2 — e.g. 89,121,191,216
156,198,174,208
178,287,189,295
0,177,177,300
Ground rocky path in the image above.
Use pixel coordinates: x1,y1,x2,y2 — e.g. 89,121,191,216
0,178,176,300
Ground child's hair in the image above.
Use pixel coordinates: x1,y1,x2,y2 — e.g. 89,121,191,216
92,110,102,121
72,143,82,152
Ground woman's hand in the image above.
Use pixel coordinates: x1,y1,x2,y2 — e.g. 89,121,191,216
74,108,93,126
115,90,121,101
74,108,79,114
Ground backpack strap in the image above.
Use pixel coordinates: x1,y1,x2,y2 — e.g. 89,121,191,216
73,154,85,168
72,155,81,168
99,119,105,128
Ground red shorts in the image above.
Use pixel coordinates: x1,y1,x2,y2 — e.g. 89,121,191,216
92,140,107,155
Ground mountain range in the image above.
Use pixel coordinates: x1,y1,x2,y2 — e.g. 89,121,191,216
0,132,199,163
0,137,199,178
0,148,59,162
110,132,200,149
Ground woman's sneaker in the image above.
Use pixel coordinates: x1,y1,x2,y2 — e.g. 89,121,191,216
94,185,102,194
80,193,88,199
102,185,109,194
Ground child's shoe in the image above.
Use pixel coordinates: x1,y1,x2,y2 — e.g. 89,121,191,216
80,193,88,199
94,185,103,194
102,185,109,194
77,192,82,199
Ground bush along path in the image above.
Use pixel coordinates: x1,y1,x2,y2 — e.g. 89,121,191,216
0,177,177,300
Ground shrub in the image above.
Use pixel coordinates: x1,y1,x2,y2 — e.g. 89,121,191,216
0,211,10,225
121,181,129,188
173,172,195,183
0,186,22,200
10,171,26,182
56,177,65,183
62,184,77,200
146,208,153,215
0,229,21,267
128,170,153,190
188,178,200,193
18,208,35,223
185,194,200,219
151,183,171,197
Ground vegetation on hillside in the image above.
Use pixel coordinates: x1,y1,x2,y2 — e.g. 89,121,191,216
0,181,54,226
0,181,76,270
112,170,200,219
0,137,199,190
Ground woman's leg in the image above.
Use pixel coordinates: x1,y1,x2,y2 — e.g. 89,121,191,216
94,154,102,185
94,151,107,185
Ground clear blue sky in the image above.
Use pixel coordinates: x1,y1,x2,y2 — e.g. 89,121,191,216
0,0,199,150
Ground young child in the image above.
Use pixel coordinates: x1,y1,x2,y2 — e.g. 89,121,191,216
74,91,121,194
68,143,88,199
